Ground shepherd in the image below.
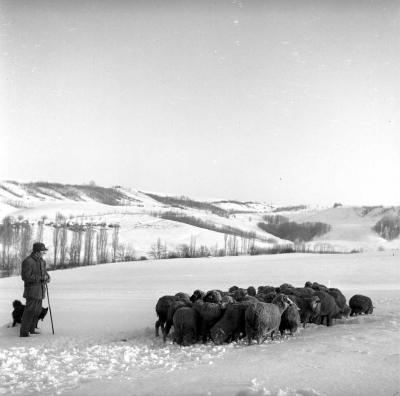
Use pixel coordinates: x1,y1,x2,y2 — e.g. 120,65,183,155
20,242,51,337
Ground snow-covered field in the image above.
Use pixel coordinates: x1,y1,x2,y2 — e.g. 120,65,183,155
0,252,399,396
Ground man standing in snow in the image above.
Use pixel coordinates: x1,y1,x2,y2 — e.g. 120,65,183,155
20,242,51,337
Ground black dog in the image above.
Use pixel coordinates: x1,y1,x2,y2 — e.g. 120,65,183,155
12,300,49,327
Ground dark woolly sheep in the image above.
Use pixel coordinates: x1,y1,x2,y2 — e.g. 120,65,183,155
242,295,259,303
327,288,347,315
172,307,199,346
221,295,235,305
204,290,223,304
255,293,267,302
349,294,374,316
279,304,301,336
247,286,257,297
155,295,175,337
155,293,192,338
163,299,192,342
289,294,321,327
292,287,315,297
190,289,205,302
304,281,313,288
311,282,328,292
175,292,191,303
257,285,276,295
193,299,225,342
228,285,240,293
278,283,295,294
245,294,291,345
210,301,253,344
313,290,342,326
232,288,248,302
342,304,351,318
264,291,278,303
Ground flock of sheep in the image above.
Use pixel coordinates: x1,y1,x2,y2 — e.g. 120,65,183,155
155,282,374,346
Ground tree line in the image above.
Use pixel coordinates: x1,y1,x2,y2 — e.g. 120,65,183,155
0,214,129,277
258,215,331,242
373,215,400,241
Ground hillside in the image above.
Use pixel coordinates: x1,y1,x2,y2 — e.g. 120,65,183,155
0,181,399,272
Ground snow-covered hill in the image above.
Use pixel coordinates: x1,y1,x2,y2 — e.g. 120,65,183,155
0,181,399,259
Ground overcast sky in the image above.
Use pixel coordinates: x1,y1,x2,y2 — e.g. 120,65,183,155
1,0,399,206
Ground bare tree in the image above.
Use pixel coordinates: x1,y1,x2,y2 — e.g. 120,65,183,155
69,223,84,266
59,223,68,267
189,235,197,257
36,215,47,242
149,238,166,259
96,224,108,264
1,217,15,275
52,213,65,269
83,223,95,265
19,220,33,266
111,224,120,262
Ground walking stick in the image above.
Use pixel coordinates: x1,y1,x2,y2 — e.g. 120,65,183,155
45,283,55,335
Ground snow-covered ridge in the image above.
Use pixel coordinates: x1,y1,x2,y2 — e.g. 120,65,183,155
0,181,399,257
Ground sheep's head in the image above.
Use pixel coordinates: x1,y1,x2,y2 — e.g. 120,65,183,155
190,289,205,303
204,290,222,304
272,293,290,312
285,296,300,311
233,288,248,302
210,327,226,345
311,296,321,314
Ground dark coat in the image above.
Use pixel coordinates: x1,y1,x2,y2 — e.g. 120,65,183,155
21,253,49,299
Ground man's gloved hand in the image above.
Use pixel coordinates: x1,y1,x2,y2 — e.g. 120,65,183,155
42,273,51,283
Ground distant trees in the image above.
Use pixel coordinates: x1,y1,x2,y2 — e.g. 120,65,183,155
258,216,331,242
0,216,33,276
373,216,400,241
0,213,134,277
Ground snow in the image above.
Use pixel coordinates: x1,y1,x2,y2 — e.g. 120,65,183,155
0,252,399,396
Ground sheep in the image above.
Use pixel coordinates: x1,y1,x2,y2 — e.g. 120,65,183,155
210,301,254,344
279,303,301,336
221,294,235,305
232,288,248,302
190,289,205,302
313,290,342,326
289,294,321,327
154,292,191,338
155,295,175,337
292,287,315,297
257,285,276,294
278,283,295,294
228,285,240,293
327,287,348,317
163,299,192,342
349,294,374,316
193,299,225,342
247,286,257,297
172,307,199,346
174,292,191,303
204,290,222,304
245,294,291,345
264,291,278,303
311,282,328,292
255,293,267,302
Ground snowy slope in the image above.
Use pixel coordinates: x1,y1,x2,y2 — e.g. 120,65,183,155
0,181,399,257
282,206,400,252
0,252,399,396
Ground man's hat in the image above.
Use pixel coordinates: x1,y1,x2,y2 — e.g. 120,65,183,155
33,242,48,253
